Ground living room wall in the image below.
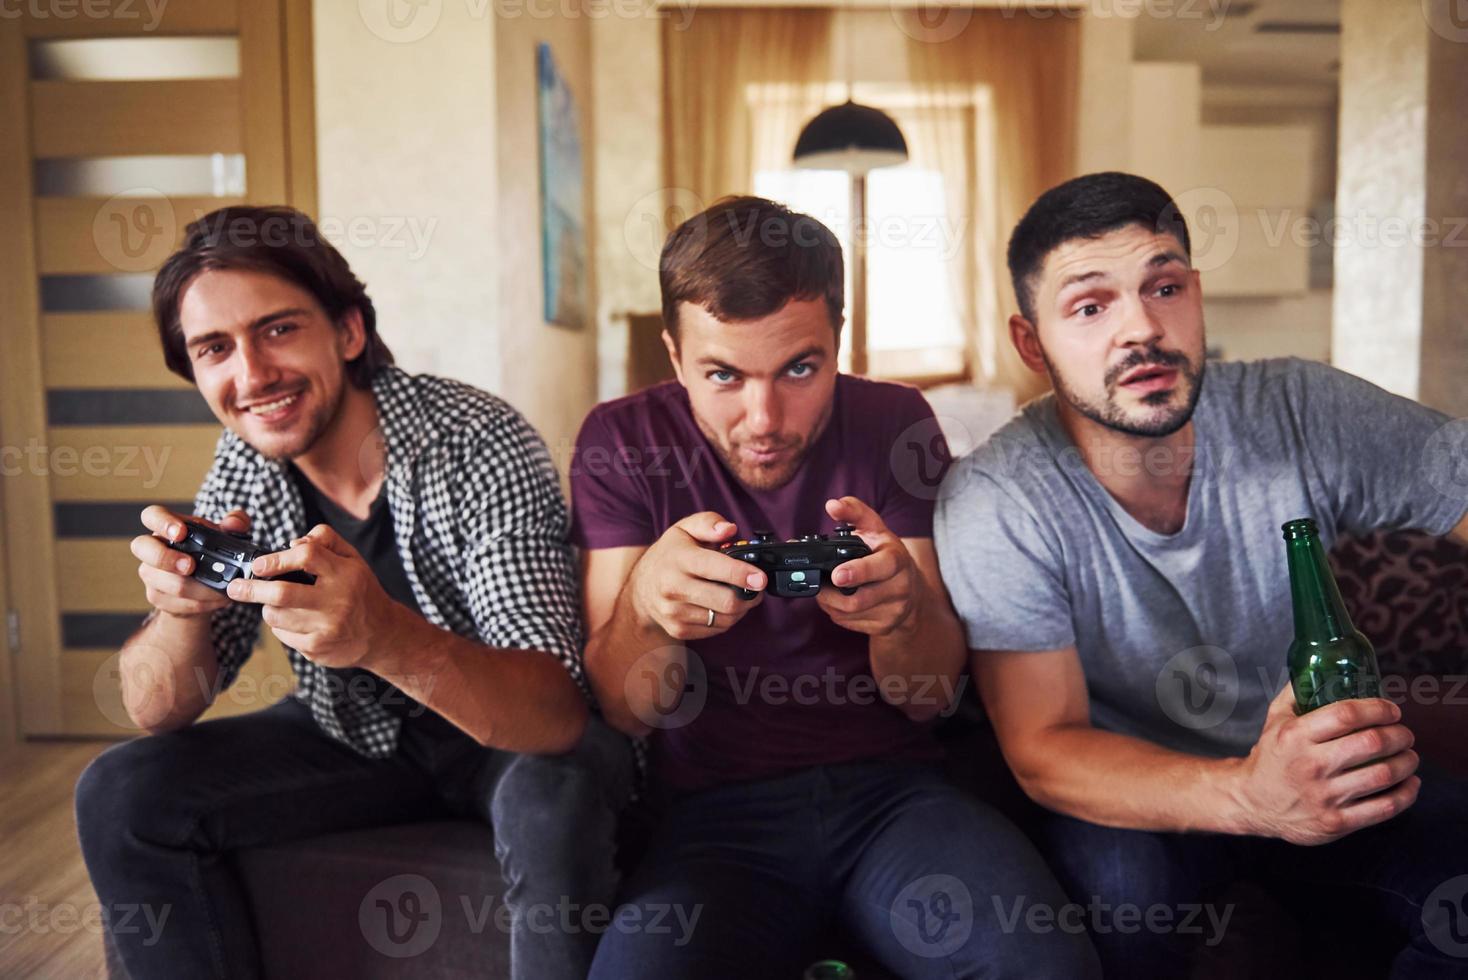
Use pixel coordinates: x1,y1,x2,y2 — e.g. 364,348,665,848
313,0,599,478
495,3,599,475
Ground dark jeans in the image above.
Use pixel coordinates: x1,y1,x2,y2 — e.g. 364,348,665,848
1034,767,1468,979
74,696,635,980
589,761,1102,979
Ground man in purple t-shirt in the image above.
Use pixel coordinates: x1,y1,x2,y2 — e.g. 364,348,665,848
574,197,1097,978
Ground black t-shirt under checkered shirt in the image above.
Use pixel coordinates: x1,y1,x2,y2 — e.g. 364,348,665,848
191,366,586,758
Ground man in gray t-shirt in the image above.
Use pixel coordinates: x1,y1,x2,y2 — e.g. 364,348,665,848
936,172,1468,976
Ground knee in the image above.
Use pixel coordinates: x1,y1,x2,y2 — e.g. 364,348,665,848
75,735,190,862
489,726,632,874
1042,823,1201,911
492,720,632,827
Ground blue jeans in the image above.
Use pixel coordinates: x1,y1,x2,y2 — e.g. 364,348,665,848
589,761,1101,979
75,696,635,980
1034,767,1468,979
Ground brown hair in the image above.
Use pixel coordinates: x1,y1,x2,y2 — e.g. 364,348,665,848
151,205,393,387
659,195,844,342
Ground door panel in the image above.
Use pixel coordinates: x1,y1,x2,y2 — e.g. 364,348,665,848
0,0,310,737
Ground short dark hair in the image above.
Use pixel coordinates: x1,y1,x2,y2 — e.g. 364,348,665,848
152,205,393,388
1006,172,1191,323
659,195,844,341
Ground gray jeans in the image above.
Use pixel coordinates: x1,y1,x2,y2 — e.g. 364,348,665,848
76,696,635,980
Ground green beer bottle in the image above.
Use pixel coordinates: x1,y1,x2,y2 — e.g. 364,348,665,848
1282,517,1381,712
803,961,855,980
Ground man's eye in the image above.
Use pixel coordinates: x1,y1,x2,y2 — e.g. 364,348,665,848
788,362,814,378
197,344,225,359
268,322,298,336
709,370,736,384
1079,303,1101,318
1157,284,1179,298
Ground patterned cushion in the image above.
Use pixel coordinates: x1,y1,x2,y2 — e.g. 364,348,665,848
1330,531,1468,677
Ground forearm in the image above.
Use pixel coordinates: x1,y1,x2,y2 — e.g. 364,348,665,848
868,578,966,722
119,611,220,733
584,583,682,738
1014,724,1254,834
365,606,588,754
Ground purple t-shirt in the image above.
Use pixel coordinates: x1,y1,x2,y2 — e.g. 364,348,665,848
570,374,950,793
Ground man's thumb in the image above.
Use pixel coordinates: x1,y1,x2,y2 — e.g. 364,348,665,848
1267,681,1299,722
218,509,251,534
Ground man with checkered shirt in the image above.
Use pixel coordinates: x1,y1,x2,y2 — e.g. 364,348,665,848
74,205,634,980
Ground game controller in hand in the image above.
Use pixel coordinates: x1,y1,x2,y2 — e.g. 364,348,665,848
719,524,871,599
166,521,316,594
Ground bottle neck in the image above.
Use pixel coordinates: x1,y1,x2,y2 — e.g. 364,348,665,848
1285,532,1355,641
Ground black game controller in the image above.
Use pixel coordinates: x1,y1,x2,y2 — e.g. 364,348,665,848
719,524,871,599
166,521,316,593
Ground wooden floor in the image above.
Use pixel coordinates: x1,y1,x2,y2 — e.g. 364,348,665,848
0,741,114,979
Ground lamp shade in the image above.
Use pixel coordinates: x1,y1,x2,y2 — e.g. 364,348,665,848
792,99,908,174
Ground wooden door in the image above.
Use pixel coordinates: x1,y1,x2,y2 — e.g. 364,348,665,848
0,0,315,738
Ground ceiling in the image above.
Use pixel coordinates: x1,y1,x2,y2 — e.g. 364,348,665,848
1133,0,1340,89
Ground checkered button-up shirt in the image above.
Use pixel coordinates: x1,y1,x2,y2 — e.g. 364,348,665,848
193,366,586,758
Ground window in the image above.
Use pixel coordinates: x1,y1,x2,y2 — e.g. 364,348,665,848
754,160,968,382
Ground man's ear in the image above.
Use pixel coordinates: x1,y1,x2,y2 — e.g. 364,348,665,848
336,307,367,361
661,328,685,386
1008,313,1047,375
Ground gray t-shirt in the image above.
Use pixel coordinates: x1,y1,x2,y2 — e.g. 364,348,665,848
934,358,1467,758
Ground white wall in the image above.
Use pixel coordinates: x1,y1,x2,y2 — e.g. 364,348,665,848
494,5,599,468
314,0,603,466
592,16,664,403
313,0,501,395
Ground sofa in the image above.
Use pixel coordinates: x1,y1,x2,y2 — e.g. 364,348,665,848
103,530,1467,978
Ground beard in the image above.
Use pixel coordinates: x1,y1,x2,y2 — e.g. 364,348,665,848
694,400,832,492
1045,344,1205,439
242,379,345,463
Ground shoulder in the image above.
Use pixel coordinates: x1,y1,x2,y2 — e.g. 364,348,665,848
836,373,931,418
200,428,266,493
944,394,1057,501
381,372,551,467
577,381,688,448
383,373,560,500
1201,356,1333,409
408,372,534,438
1197,357,1378,438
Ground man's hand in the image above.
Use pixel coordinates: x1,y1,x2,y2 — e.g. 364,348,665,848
225,524,406,670
132,505,252,619
815,496,922,636
1232,684,1420,845
627,511,767,641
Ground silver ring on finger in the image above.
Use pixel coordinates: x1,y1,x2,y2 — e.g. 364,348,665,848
706,607,716,628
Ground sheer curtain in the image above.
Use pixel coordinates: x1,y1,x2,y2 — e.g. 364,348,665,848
900,9,1080,401
662,9,835,205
